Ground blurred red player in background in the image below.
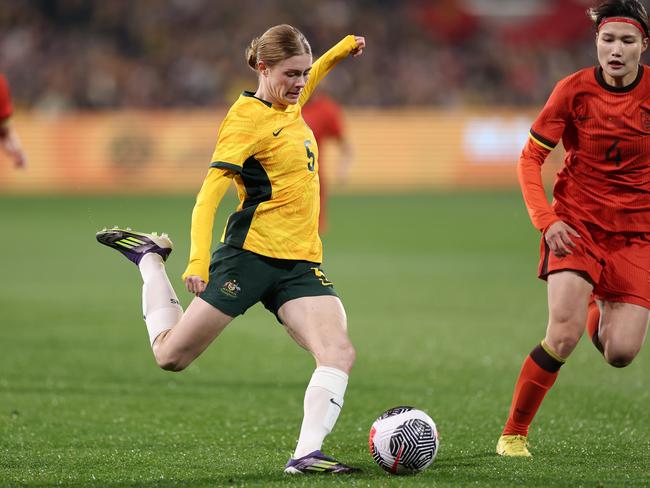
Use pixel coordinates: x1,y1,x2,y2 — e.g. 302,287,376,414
0,73,26,169
302,93,353,234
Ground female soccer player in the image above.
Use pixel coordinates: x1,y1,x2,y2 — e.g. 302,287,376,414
97,25,365,474
497,0,650,457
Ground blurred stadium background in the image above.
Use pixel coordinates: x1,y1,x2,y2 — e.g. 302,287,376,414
3,1,650,486
0,0,604,193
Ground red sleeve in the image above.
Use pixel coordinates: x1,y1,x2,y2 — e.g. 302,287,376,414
0,75,13,119
325,99,344,139
530,79,571,148
517,79,573,231
518,138,560,231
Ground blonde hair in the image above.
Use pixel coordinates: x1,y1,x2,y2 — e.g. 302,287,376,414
245,24,311,71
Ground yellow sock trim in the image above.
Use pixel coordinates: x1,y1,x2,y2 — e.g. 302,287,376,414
541,340,566,363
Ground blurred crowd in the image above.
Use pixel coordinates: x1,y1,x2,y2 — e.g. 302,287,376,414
0,0,617,111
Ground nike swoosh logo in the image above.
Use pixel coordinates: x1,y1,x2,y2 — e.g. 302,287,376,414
329,398,342,409
273,128,283,136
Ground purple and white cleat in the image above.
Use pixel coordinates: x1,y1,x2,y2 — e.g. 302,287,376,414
284,450,359,474
96,227,173,265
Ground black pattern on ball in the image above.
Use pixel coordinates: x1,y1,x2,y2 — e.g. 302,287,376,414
370,436,386,469
389,419,437,471
377,406,414,421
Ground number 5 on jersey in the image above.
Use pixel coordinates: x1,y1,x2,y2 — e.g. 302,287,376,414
304,140,315,172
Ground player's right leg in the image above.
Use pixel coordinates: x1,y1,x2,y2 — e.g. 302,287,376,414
585,297,604,353
96,228,233,370
497,271,592,457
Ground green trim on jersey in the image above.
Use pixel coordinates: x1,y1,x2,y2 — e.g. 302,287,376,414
242,90,272,108
223,156,272,248
211,161,242,173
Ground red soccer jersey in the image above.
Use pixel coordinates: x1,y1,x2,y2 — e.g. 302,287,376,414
301,94,344,155
528,65,650,232
0,74,13,120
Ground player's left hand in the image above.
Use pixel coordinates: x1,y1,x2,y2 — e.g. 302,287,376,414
351,36,365,57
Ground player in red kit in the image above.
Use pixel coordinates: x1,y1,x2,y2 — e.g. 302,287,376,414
302,93,352,234
0,73,26,169
497,0,650,457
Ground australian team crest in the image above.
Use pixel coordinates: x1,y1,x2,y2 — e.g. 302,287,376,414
220,279,242,298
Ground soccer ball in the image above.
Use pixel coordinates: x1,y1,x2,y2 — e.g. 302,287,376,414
368,406,439,474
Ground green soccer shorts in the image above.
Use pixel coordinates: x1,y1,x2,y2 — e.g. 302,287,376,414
199,243,338,321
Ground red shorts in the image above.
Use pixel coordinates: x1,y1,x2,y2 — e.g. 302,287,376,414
538,219,650,309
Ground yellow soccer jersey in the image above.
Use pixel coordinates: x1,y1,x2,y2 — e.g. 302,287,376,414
183,35,357,282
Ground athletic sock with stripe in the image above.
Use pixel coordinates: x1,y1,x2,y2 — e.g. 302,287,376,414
293,366,348,459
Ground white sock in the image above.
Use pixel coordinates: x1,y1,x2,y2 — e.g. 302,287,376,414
138,253,183,345
293,366,348,459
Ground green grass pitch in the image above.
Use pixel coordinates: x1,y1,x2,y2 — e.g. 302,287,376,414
1,192,648,487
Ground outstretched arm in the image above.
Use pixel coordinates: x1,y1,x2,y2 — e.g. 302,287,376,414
299,35,365,106
182,167,233,294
